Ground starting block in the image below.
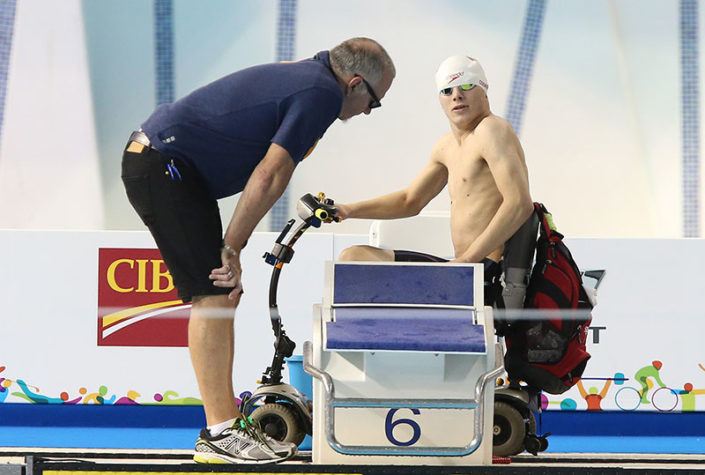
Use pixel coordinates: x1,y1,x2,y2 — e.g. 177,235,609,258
304,261,502,465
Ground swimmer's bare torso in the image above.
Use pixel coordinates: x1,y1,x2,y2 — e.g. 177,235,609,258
432,113,529,262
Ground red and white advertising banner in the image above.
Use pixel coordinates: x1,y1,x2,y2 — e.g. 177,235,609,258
97,248,190,347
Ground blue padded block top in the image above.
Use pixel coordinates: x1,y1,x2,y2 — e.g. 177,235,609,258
326,307,486,353
333,307,472,321
333,264,475,307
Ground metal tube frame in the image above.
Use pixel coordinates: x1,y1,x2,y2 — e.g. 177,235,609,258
303,341,504,457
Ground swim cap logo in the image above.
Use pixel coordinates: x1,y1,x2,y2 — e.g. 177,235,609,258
97,248,190,347
447,72,464,84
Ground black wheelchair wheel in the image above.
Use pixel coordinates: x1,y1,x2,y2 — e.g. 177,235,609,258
493,400,526,457
250,403,306,446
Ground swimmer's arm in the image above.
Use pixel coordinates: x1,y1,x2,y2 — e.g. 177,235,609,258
453,118,533,263
338,147,448,220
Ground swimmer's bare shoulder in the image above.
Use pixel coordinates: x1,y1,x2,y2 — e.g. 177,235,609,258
473,114,521,150
470,114,527,178
430,131,456,164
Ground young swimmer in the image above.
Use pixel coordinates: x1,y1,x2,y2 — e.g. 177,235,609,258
335,55,534,296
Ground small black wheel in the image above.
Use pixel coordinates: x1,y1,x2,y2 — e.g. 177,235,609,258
538,436,549,452
524,435,541,455
493,401,526,457
520,410,538,453
250,403,305,446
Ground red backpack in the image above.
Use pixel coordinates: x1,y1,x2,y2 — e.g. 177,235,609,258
503,203,593,394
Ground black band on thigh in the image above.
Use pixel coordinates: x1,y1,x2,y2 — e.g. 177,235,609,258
393,251,500,282
393,250,449,263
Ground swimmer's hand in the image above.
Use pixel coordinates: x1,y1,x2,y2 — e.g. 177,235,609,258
314,204,341,223
333,203,351,221
315,193,342,223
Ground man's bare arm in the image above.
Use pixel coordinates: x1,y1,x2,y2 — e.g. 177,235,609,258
454,117,533,263
223,142,295,249
211,143,295,298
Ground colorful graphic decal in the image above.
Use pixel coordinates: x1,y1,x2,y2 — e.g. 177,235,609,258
5,360,704,411
544,360,705,412
0,365,201,405
98,248,190,347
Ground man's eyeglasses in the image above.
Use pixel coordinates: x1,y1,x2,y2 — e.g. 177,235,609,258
357,75,382,109
440,83,476,96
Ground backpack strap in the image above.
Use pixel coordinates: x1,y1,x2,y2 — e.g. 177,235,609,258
534,202,566,242
534,202,551,235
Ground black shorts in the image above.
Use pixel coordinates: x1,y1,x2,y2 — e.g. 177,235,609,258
393,250,502,304
121,144,229,302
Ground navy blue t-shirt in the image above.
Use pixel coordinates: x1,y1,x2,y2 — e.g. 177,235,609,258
141,51,343,199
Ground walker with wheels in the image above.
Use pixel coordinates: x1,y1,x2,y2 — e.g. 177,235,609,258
239,192,339,447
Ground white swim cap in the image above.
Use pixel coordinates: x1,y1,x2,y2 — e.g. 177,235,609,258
435,55,488,93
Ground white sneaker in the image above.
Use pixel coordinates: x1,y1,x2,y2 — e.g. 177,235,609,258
194,417,297,464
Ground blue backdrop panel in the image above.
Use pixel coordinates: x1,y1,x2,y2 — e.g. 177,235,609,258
505,0,546,137
270,0,298,231
680,0,700,237
154,0,174,106
0,0,17,151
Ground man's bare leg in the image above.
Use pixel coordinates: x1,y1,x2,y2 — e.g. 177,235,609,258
188,293,242,426
190,292,298,463
338,245,395,262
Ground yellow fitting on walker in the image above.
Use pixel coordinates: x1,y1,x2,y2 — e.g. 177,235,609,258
317,191,326,200
315,208,329,220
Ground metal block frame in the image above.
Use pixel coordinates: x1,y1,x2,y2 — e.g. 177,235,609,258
305,262,502,466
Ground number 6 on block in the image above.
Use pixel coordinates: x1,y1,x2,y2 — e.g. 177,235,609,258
385,408,421,446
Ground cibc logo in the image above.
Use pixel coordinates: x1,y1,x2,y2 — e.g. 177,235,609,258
97,248,190,347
